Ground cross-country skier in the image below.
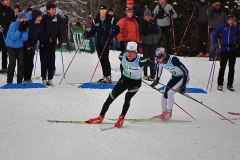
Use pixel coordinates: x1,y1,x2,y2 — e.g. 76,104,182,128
86,41,156,127
150,47,190,120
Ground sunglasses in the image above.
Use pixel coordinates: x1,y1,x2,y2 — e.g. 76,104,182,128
155,56,164,60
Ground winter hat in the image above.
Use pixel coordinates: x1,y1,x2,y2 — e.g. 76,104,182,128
18,12,27,19
155,47,166,59
108,8,113,12
13,4,21,11
26,7,33,13
144,8,151,16
126,0,134,4
126,7,134,13
99,5,107,11
226,14,235,21
126,41,138,52
32,10,43,21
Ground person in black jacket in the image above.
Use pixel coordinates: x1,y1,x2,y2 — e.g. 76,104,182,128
84,5,119,83
40,3,63,86
23,10,43,83
0,0,15,74
140,8,160,81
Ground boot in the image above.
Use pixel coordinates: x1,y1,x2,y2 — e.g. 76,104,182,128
227,85,234,92
47,80,54,87
152,111,172,120
86,115,105,124
115,115,125,128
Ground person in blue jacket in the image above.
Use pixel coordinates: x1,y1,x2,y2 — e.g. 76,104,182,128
151,47,190,120
213,15,240,91
5,12,28,84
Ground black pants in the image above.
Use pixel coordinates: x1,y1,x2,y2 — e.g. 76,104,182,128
120,41,128,53
218,50,237,86
100,76,142,116
198,21,208,53
159,26,172,54
7,47,24,83
142,44,157,77
96,43,111,77
40,44,56,80
23,47,35,81
0,35,8,69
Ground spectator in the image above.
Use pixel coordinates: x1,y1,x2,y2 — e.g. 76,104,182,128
153,0,177,54
214,15,240,92
26,7,33,20
0,0,15,74
13,4,21,20
196,0,210,57
126,0,144,23
206,1,226,61
140,8,160,81
84,5,119,83
40,3,63,86
5,12,28,84
23,10,43,83
108,8,120,50
117,7,140,52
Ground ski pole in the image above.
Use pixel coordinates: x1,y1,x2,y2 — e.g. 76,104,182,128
33,48,38,76
158,81,235,124
142,80,196,121
206,59,215,92
59,38,85,85
209,46,219,92
89,35,110,83
60,47,65,78
176,7,196,55
171,17,177,53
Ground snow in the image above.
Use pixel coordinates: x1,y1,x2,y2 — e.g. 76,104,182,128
0,50,240,160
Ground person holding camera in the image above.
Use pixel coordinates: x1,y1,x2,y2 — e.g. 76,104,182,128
5,12,28,84
153,0,177,54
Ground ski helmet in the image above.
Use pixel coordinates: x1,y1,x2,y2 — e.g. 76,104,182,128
155,47,165,59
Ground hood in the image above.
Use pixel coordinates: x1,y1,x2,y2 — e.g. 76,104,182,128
32,10,43,21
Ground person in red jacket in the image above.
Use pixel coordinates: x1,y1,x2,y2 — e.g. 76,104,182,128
117,7,140,52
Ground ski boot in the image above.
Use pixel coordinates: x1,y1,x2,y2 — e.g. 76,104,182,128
86,115,105,124
115,115,125,128
152,111,172,120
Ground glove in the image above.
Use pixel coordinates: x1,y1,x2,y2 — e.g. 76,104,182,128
111,25,120,37
150,81,158,88
57,42,62,49
18,21,25,32
179,85,186,94
19,21,29,32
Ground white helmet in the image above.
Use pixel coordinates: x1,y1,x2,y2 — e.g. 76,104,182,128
126,41,138,52
155,47,165,58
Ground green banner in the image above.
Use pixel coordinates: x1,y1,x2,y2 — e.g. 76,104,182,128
71,27,95,54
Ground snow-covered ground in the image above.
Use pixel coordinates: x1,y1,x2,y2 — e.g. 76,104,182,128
0,50,239,160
